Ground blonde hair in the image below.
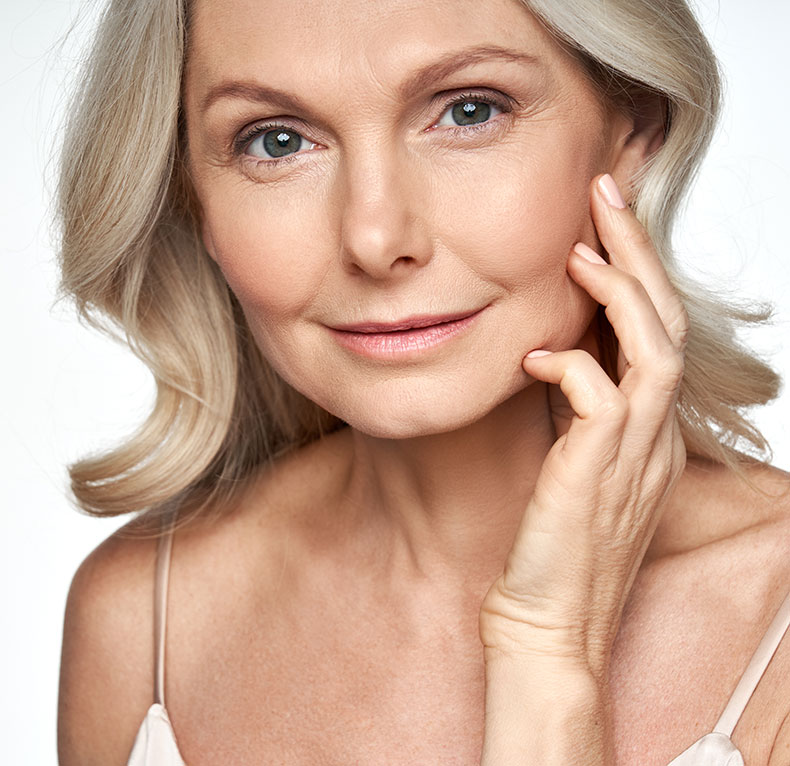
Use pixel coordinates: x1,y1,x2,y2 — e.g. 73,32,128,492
57,0,780,523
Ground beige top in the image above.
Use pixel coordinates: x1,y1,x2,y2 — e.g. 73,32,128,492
127,524,790,766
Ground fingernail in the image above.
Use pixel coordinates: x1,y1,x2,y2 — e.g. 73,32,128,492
598,174,626,209
526,349,552,359
573,242,607,265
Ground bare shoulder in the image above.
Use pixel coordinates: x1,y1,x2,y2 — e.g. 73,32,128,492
677,460,790,761
58,521,160,766
645,457,790,623
161,427,355,654
623,458,790,761
648,457,790,564
58,429,352,765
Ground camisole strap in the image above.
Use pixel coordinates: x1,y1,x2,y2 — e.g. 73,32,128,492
713,587,790,737
154,515,176,707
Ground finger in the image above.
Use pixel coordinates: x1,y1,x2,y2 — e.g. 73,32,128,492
567,245,684,401
589,174,689,353
522,348,627,462
546,323,602,439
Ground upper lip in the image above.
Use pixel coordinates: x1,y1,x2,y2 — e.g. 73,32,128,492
330,308,484,333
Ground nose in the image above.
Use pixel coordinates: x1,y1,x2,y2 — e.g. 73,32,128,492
337,148,433,279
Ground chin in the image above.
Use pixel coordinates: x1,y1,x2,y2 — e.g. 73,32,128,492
312,371,529,440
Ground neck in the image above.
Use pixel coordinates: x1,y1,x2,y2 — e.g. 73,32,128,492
343,381,557,595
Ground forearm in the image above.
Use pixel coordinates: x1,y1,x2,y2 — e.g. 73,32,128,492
480,654,615,766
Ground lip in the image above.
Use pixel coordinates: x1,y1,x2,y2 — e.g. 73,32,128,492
330,310,482,334
327,307,487,360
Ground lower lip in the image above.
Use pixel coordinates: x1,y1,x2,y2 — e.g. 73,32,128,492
329,309,485,360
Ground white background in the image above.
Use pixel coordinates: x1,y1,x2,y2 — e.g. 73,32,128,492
1,0,788,761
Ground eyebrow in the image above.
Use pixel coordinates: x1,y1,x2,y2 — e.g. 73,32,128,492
199,44,542,115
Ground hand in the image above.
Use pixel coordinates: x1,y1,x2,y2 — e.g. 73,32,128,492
478,173,688,684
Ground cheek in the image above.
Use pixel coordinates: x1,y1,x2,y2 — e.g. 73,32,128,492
426,124,603,338
432,126,600,272
202,186,330,318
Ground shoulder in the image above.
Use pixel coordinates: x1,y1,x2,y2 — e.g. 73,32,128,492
648,457,790,565
638,456,790,662
162,428,354,642
58,523,159,766
58,429,352,765
647,457,790,623
616,460,790,759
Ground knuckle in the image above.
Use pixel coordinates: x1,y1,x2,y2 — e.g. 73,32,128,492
562,349,596,374
598,390,629,422
675,324,690,354
656,351,685,387
664,299,690,352
569,348,595,363
621,221,654,251
608,273,649,312
616,272,648,299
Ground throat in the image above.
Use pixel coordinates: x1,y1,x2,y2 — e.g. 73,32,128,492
341,382,557,589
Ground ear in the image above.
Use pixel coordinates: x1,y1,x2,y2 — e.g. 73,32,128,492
607,94,667,203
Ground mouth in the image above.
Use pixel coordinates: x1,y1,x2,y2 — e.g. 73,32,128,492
327,307,488,359
331,309,483,334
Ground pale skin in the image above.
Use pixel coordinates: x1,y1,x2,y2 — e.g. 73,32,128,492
57,0,790,764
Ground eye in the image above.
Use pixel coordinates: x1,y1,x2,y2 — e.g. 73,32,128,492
234,91,513,167
242,126,317,160
434,95,506,129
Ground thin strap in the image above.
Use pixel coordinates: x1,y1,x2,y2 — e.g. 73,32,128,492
713,587,790,736
154,516,176,707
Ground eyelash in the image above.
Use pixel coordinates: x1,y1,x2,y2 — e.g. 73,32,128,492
232,91,514,170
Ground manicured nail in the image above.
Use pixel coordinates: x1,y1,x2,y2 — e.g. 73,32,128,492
573,242,607,265
598,174,626,209
526,349,552,359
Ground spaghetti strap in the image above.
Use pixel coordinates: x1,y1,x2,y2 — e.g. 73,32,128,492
713,587,790,737
127,515,186,765
153,516,176,708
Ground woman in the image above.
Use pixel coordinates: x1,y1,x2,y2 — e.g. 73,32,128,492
56,0,790,763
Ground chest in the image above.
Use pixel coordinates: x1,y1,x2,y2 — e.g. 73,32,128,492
169,586,488,763
164,558,787,765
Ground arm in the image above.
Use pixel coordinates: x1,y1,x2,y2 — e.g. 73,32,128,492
481,655,613,764
58,531,157,766
478,174,688,765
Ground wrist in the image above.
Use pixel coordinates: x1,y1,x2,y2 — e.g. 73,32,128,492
484,650,606,702
483,643,608,685
481,655,614,766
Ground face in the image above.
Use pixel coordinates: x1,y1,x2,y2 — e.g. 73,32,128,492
184,0,635,438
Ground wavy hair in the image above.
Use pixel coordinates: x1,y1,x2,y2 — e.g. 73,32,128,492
56,0,781,524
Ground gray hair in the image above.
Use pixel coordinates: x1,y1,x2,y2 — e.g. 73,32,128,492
56,0,779,523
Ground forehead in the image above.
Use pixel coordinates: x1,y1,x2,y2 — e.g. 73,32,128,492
185,0,581,98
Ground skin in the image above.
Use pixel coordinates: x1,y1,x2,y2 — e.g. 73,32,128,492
186,0,645,589
58,0,790,763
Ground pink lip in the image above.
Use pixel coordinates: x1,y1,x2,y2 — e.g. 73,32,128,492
331,310,482,333
328,307,487,359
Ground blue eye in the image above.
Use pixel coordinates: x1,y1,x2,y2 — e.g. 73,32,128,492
236,92,512,166
244,127,317,160
436,96,505,129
